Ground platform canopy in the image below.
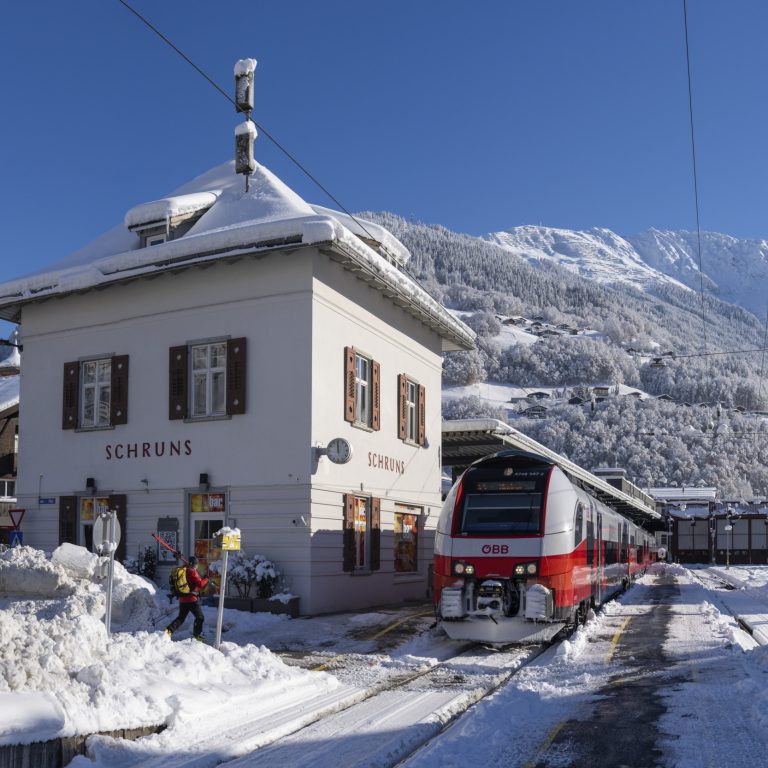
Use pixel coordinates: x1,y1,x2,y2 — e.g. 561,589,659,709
442,418,662,527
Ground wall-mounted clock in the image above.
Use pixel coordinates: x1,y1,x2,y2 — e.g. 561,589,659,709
326,437,353,464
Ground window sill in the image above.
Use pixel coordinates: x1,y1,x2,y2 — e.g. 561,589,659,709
75,425,116,433
183,414,232,424
351,421,374,433
348,569,373,576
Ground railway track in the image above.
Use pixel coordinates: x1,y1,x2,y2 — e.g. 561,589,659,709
222,639,551,768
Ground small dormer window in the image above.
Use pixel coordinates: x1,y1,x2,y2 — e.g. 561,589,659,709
125,192,219,249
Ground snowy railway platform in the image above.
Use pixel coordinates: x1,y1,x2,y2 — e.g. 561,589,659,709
3,549,768,767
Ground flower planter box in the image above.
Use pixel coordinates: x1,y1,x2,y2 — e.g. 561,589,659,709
252,596,300,618
223,597,255,612
222,596,300,617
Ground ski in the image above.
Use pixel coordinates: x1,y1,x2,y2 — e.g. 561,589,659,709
151,532,189,564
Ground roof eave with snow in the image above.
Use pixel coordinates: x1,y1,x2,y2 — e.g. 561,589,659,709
0,216,474,352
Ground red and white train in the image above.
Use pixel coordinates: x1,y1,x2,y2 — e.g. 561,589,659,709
434,449,657,643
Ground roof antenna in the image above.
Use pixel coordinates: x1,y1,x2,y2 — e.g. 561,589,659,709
234,59,257,192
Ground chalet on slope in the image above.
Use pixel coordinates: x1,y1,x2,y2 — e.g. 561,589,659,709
0,343,19,546
0,157,474,614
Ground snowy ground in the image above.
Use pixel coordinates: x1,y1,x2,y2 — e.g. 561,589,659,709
2,546,768,767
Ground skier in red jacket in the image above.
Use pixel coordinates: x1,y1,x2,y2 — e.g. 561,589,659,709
165,556,210,641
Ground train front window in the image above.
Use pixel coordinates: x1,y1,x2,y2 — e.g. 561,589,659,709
459,466,548,534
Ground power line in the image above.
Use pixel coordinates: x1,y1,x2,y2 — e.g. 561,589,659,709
682,0,707,356
113,0,380,244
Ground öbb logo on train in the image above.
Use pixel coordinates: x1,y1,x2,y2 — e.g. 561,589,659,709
481,544,509,554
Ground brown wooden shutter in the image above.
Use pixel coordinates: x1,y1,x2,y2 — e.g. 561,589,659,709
226,337,247,415
109,494,127,563
342,493,355,572
59,495,77,545
398,374,407,440
418,384,426,446
169,346,188,420
110,355,129,425
344,347,356,423
371,360,381,431
62,362,79,430
370,497,381,571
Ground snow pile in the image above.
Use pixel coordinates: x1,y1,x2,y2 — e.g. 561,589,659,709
0,545,76,596
0,545,340,746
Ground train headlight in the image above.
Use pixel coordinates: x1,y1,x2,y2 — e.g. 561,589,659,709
452,561,475,576
513,561,538,577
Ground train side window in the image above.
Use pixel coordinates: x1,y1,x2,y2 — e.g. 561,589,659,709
574,503,584,548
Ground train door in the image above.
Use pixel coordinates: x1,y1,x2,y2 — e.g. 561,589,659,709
595,511,604,605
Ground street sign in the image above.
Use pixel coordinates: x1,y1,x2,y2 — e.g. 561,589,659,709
39,498,56,505
9,531,23,547
92,511,122,556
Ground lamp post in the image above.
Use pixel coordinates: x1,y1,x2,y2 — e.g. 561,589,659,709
724,506,734,569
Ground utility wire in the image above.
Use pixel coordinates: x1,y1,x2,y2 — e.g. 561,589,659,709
114,0,380,244
683,0,708,356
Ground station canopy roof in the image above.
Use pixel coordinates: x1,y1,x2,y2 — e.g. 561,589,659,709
442,418,662,527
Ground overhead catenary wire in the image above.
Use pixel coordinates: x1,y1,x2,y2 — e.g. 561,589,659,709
682,0,708,356
113,0,381,245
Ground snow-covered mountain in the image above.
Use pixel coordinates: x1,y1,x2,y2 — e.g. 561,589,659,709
486,226,768,320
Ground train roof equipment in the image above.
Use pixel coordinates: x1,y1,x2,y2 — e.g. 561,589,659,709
441,418,662,527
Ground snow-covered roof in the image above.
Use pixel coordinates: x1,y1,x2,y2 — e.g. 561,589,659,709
0,161,473,352
648,487,718,503
0,374,19,413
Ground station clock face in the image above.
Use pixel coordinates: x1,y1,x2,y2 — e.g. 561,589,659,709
326,437,353,464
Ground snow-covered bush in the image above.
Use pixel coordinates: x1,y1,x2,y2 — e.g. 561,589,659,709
226,553,279,599
123,546,157,580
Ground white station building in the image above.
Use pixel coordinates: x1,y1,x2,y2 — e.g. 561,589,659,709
0,158,474,614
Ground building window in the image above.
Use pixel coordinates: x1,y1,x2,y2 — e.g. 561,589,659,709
398,374,425,445
62,355,129,430
355,354,371,425
343,494,381,572
394,504,420,573
344,347,380,430
145,234,167,246
189,492,226,593
191,342,227,417
169,338,246,420
0,479,15,499
81,359,112,428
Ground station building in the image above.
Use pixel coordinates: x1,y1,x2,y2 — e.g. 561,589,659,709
0,160,474,614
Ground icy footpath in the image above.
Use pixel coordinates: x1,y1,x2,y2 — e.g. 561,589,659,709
0,545,346,758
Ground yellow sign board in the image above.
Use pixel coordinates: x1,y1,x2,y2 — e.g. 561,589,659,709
221,531,241,551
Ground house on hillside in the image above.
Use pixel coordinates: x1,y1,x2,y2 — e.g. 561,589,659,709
521,405,548,419
0,153,474,614
0,342,19,546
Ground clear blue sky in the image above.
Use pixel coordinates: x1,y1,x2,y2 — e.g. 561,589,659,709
1,0,767,290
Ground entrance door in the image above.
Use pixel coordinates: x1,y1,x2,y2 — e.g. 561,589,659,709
595,512,603,605
79,497,111,552
188,491,226,593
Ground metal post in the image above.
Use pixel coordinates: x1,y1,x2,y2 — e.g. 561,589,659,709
104,510,117,636
214,549,229,650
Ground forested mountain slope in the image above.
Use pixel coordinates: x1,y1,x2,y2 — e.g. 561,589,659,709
364,212,768,496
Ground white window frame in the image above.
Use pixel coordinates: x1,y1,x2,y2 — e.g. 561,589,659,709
405,379,419,443
354,353,372,427
190,341,227,418
145,234,167,246
0,479,15,500
80,358,112,428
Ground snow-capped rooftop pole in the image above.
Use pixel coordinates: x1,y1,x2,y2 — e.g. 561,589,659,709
234,58,257,191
